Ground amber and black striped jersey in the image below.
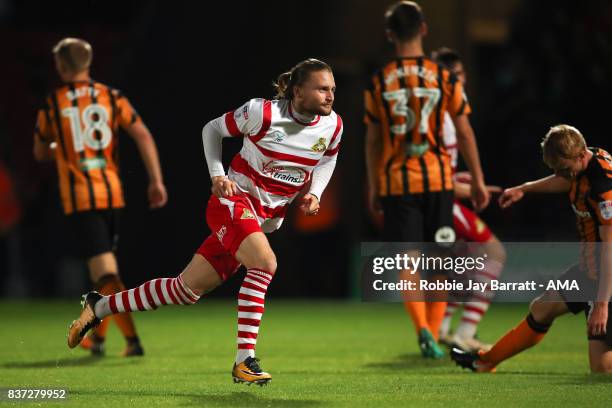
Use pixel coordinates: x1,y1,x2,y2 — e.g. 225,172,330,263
34,80,141,214
364,57,471,196
569,147,612,278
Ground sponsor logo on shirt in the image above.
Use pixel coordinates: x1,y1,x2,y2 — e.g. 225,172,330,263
599,200,612,220
242,105,249,120
571,204,591,218
262,161,306,185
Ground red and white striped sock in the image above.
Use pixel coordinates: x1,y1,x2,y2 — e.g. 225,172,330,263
457,259,503,338
93,275,200,319
235,268,273,364
440,301,459,337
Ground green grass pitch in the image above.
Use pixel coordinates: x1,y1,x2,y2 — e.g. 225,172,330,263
1,301,611,407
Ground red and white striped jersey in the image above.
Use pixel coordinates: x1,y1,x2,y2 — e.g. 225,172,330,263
442,112,458,172
220,98,343,232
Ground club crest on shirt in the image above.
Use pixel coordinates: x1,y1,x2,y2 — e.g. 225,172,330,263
311,137,327,152
241,208,255,220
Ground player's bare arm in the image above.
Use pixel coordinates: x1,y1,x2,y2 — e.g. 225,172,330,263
33,136,56,162
452,114,489,211
454,181,501,200
125,121,167,208
365,122,383,213
499,175,571,209
589,225,612,336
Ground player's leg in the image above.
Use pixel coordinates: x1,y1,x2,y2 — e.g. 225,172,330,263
440,203,467,342
230,231,276,385
588,341,612,373
452,289,570,372
382,195,441,357
68,250,222,348
88,252,148,356
449,203,506,350
586,301,612,373
455,239,505,349
421,191,456,356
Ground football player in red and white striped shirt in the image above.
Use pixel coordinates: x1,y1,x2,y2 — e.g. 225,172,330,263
67,58,342,385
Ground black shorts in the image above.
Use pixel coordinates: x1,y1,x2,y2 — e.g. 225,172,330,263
558,263,612,345
64,209,120,259
381,191,455,244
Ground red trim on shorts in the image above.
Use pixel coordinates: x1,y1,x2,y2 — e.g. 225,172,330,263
242,191,288,220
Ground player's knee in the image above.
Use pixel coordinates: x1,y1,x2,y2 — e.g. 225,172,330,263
529,296,558,324
249,254,277,275
590,361,612,374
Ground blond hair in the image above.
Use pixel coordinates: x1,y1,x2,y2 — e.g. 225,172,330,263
541,124,586,168
52,38,93,73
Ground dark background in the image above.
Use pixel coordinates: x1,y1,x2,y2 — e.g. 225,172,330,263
1,0,610,298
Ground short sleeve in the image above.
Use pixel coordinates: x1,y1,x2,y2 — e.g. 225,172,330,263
363,80,381,125
34,108,54,143
222,98,265,137
116,93,142,129
324,114,343,157
590,170,612,225
447,79,472,117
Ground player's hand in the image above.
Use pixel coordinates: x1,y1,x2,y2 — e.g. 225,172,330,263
211,176,238,198
300,193,320,216
498,186,524,209
368,187,382,215
471,179,490,212
587,302,608,337
148,181,167,209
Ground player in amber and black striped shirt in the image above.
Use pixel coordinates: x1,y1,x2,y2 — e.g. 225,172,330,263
33,38,167,357
452,125,612,373
364,1,490,359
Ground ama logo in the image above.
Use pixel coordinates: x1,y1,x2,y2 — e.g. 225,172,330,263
262,161,306,185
